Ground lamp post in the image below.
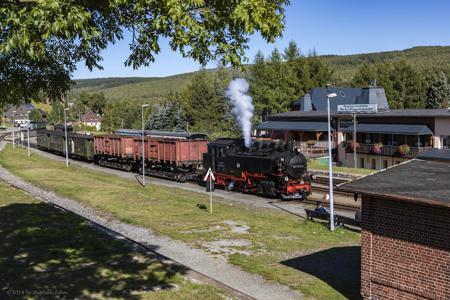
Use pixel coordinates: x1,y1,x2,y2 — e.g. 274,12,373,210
27,111,31,157
327,92,337,231
64,107,70,167
141,104,149,186
353,113,357,168
12,110,16,148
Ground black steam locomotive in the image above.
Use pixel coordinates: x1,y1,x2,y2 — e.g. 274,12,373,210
202,139,313,200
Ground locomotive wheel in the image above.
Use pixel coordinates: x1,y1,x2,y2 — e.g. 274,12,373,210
178,174,186,183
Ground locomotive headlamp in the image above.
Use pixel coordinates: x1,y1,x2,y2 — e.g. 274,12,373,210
284,176,289,182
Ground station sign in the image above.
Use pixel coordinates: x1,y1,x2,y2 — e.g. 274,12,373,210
337,104,378,114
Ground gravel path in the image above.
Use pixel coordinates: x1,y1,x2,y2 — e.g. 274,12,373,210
0,142,302,300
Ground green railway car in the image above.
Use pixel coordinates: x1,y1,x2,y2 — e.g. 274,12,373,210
36,130,94,160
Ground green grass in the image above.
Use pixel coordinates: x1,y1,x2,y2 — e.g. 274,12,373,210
0,146,361,299
31,100,52,114
0,180,227,299
308,159,375,176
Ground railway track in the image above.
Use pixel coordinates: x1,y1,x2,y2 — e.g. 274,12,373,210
16,137,361,215
313,175,351,186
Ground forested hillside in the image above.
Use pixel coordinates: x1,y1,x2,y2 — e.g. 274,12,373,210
70,46,450,101
323,46,450,81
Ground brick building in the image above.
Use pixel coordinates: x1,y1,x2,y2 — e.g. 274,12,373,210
338,150,450,299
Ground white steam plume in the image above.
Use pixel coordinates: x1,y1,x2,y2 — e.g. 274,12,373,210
226,78,254,148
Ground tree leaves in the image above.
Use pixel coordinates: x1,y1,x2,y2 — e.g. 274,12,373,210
249,41,333,118
426,71,450,109
1,0,288,105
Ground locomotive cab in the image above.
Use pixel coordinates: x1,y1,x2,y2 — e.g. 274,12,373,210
203,139,312,200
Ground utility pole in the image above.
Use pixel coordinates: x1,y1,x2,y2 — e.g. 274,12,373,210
27,111,31,157
141,104,149,186
12,111,16,149
326,92,337,231
64,107,69,167
353,113,357,168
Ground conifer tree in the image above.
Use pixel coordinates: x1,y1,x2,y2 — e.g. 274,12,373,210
426,71,450,109
283,40,301,62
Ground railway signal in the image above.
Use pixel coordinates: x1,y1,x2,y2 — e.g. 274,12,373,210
203,168,215,214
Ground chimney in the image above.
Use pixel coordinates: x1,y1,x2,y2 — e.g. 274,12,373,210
302,94,312,112
371,79,377,87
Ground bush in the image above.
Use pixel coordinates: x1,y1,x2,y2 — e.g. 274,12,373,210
347,142,359,152
371,143,383,154
398,144,410,156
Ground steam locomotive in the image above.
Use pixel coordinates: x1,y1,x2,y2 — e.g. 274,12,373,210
202,139,313,200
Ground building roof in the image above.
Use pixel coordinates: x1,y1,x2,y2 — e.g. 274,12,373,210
340,123,433,135
83,110,102,123
4,104,36,118
293,87,389,112
270,109,450,120
338,159,450,208
416,149,450,162
256,121,333,132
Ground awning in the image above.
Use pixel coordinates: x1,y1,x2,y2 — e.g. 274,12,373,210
256,121,333,132
340,124,433,135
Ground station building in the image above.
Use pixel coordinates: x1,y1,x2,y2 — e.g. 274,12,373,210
338,150,450,299
257,86,450,170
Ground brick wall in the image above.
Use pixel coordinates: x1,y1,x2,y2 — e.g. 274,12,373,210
361,196,450,299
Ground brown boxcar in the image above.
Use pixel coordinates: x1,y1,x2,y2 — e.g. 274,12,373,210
133,137,208,181
92,133,208,181
93,135,136,171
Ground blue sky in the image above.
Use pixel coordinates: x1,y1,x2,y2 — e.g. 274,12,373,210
73,0,450,79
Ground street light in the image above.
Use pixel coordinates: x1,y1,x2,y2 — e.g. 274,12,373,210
64,107,70,167
27,111,31,158
141,104,149,186
326,91,337,231
12,110,16,149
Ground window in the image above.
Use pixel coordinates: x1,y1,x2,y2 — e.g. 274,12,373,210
383,160,388,169
371,159,376,170
360,158,365,168
443,136,450,149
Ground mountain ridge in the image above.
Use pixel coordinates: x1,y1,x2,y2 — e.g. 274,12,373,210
70,45,450,101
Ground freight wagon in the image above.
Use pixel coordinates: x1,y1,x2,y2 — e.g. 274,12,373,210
93,133,208,181
93,135,136,171
36,130,94,160
133,136,208,182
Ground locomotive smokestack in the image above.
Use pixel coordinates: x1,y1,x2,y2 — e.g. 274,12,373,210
226,78,254,148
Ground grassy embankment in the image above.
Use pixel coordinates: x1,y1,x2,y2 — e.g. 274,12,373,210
308,159,375,176
0,180,226,299
0,146,361,300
